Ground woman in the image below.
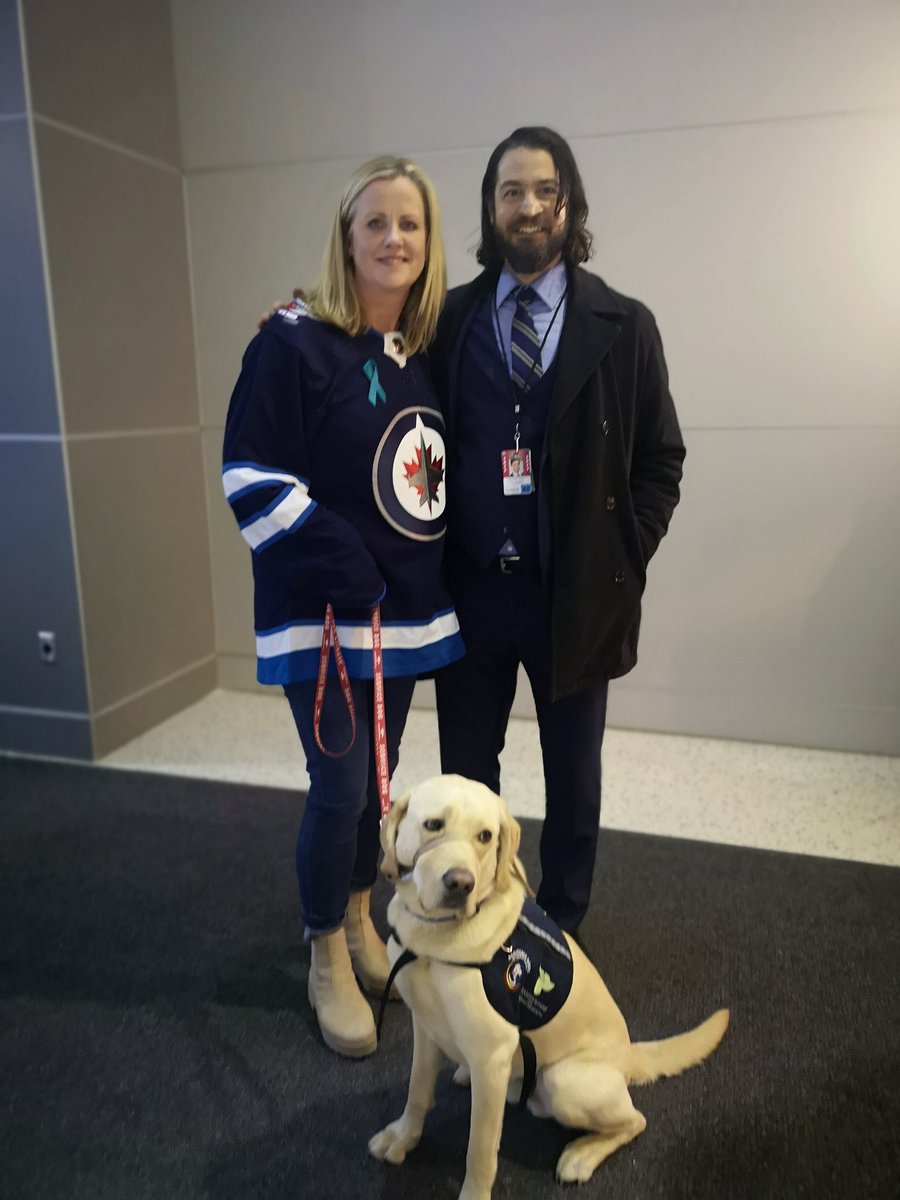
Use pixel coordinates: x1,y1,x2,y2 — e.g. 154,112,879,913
222,157,463,1058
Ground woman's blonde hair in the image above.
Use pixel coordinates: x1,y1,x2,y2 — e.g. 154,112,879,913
306,156,447,356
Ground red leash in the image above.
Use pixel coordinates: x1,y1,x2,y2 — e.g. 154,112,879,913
370,605,391,818
313,603,391,818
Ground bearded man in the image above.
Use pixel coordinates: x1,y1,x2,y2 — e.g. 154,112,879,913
431,127,685,936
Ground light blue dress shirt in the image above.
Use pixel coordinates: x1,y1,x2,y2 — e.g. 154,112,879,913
494,260,568,376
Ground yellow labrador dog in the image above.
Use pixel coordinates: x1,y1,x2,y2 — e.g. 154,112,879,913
369,775,728,1200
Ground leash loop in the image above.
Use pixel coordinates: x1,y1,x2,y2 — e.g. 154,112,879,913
371,604,391,818
313,603,391,818
313,603,356,758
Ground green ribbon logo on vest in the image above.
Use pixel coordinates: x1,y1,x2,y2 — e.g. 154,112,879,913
534,967,555,996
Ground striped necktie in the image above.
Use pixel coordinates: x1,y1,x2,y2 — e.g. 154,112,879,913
510,286,543,389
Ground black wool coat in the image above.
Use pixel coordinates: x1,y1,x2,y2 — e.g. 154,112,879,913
429,266,686,699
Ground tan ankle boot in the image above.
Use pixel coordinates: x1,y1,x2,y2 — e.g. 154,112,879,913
307,927,377,1058
344,887,393,997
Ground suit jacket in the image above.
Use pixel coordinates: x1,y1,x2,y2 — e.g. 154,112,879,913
430,265,685,698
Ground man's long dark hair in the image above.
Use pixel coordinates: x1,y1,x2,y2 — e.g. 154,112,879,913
476,126,593,269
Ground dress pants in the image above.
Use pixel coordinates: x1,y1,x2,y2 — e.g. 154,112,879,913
435,553,608,931
285,674,415,939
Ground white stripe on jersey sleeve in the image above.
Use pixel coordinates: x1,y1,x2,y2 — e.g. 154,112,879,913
240,485,316,551
222,463,316,552
222,463,304,501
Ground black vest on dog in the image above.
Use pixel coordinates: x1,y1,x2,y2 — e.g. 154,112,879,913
478,897,573,1030
383,898,574,1104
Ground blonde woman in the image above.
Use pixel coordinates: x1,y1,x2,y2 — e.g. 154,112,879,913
223,157,463,1057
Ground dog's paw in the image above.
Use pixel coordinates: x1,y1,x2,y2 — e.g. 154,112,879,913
368,1122,420,1165
452,1064,471,1087
458,1181,492,1200
556,1140,602,1185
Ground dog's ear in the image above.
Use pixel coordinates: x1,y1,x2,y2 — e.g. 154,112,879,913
380,791,410,882
495,809,523,892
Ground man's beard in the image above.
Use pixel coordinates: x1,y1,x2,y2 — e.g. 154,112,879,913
495,223,567,276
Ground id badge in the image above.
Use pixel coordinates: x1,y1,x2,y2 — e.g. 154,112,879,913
501,448,533,495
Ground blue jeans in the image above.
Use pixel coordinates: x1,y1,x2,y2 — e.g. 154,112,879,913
284,674,416,938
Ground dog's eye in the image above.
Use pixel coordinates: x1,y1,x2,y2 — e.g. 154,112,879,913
423,818,444,832
477,830,493,844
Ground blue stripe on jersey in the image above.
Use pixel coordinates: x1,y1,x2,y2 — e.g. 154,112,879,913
257,635,465,685
255,610,463,684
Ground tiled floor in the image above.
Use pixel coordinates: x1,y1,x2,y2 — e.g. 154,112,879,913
101,688,900,867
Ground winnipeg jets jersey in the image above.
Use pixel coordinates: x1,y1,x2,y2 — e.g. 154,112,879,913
223,300,463,685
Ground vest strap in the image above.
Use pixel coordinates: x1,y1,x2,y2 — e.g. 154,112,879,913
518,1034,537,1107
380,927,539,1106
377,937,417,1040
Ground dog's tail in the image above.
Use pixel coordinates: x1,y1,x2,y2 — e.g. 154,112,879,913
627,1008,729,1085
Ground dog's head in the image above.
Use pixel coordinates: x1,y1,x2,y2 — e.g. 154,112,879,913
380,774,526,920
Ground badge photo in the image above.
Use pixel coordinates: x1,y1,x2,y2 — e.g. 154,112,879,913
501,447,533,495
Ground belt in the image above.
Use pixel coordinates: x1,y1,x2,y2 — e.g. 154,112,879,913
497,555,522,575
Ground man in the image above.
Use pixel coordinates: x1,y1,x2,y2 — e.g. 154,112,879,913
430,127,685,934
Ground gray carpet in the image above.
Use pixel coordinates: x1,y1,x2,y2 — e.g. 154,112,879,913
1,757,897,1199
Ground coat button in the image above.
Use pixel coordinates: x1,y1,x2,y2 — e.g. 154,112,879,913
614,570,626,584
601,419,609,435
606,496,616,511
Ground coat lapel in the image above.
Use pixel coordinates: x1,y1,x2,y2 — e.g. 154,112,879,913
551,269,625,427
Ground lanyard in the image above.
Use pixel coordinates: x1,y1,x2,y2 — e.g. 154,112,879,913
492,286,566,449
313,603,391,818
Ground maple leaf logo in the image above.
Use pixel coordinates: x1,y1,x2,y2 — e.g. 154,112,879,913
404,431,444,513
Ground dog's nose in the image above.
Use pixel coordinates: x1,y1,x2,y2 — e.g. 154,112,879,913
442,868,475,905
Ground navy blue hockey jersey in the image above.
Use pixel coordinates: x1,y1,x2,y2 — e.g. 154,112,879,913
223,300,463,684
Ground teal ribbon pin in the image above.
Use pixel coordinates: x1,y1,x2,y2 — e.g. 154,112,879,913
363,359,386,406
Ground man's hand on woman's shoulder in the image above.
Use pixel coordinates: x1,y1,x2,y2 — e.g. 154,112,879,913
258,288,306,329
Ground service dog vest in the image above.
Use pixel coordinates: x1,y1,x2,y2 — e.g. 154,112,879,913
382,898,574,1105
479,897,573,1030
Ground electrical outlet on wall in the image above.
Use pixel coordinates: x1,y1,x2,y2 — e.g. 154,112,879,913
38,631,57,664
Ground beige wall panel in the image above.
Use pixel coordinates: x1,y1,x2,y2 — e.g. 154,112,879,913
611,427,900,754
571,111,900,431
92,658,216,758
187,158,359,427
23,0,180,164
217,653,266,694
68,431,215,713
172,0,900,170
36,123,197,435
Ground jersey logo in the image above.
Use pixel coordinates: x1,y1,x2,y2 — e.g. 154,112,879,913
373,407,447,542
403,434,444,511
